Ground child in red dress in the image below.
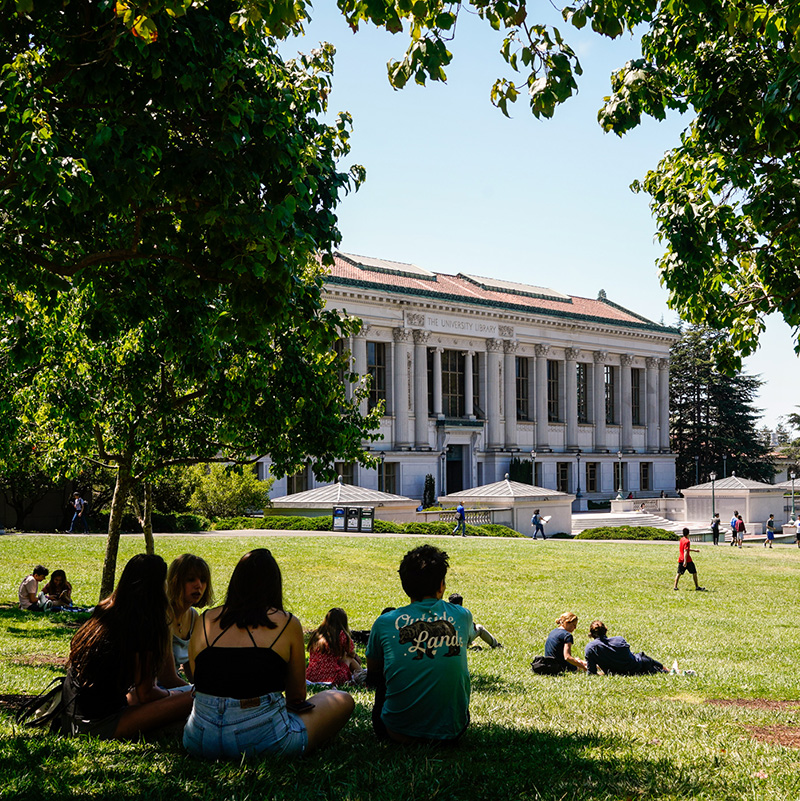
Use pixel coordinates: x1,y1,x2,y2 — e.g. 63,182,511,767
306,608,365,685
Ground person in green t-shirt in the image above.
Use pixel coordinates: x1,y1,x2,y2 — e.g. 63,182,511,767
366,544,472,743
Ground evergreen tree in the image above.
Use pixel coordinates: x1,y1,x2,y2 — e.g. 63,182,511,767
670,327,773,488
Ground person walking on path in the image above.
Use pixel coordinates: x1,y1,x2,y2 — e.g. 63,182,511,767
764,514,775,549
795,516,800,549
736,515,746,548
68,492,89,533
531,509,545,540
710,513,720,546
729,511,739,546
674,529,705,591
452,503,467,537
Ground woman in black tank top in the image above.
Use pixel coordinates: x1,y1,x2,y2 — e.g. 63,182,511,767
183,549,354,758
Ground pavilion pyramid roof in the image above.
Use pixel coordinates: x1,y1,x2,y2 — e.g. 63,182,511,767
442,475,570,501
688,475,779,491
271,478,412,506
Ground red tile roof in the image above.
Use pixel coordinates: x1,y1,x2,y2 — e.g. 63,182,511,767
324,252,673,332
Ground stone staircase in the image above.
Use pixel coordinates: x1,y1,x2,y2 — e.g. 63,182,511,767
570,511,706,536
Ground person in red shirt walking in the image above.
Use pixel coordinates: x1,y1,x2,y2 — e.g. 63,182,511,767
673,528,706,591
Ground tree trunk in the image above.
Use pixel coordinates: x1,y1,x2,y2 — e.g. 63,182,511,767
142,482,154,555
99,463,133,600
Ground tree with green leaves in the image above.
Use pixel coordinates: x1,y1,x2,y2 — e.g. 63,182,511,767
187,463,272,520
1,1,380,596
670,326,773,488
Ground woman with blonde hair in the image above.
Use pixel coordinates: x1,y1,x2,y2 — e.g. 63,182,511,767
544,612,587,673
160,553,214,685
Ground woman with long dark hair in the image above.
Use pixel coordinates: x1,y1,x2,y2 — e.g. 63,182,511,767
183,549,354,758
306,607,364,685
64,554,193,739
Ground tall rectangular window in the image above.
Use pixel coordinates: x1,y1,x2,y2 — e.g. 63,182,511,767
516,357,529,419
286,464,308,495
367,341,386,412
473,353,481,418
631,368,642,426
533,461,542,487
547,359,560,422
381,462,398,494
335,462,355,485
557,462,570,493
586,462,598,493
577,363,589,424
605,365,616,425
640,462,651,491
442,350,465,417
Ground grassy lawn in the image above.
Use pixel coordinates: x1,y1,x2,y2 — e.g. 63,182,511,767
1,533,799,800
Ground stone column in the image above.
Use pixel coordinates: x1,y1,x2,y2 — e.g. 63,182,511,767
413,329,430,448
393,327,412,448
593,351,607,451
620,354,633,451
433,347,443,418
646,357,659,452
658,358,670,451
352,326,371,417
463,349,474,418
565,348,579,449
534,344,550,450
487,338,503,449
503,340,518,448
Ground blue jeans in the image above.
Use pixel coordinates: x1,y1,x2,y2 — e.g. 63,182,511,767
452,518,466,536
183,691,307,759
533,524,545,540
69,512,88,533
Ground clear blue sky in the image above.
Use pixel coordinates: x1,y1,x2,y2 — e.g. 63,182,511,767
288,6,800,430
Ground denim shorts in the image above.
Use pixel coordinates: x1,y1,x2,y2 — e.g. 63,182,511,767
183,691,307,760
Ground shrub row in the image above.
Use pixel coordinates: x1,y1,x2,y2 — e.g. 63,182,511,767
212,515,521,537
576,525,679,541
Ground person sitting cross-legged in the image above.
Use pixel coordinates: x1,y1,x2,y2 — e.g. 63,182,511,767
584,620,669,676
366,545,473,744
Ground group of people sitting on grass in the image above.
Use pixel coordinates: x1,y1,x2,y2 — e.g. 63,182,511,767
18,566,75,611
534,612,669,676
26,543,673,758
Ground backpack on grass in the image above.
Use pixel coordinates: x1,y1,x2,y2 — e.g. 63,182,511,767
530,655,564,676
14,677,71,735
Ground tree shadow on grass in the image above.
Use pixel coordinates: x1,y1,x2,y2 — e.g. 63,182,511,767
0,710,726,801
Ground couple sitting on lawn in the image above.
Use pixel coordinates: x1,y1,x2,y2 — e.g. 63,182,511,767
62,543,474,755
537,612,668,676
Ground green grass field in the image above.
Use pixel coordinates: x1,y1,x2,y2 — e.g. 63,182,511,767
1,533,799,800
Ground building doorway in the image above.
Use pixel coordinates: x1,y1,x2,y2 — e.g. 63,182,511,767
447,445,465,494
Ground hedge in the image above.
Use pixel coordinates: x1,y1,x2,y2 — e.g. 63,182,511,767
91,511,211,533
575,525,679,541
212,515,521,537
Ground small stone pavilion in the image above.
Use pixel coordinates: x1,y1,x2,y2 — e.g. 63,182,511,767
437,475,575,536
681,475,788,532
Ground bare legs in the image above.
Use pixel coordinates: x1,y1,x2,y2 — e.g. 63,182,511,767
302,689,355,752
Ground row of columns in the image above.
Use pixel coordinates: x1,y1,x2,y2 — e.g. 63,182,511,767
353,328,670,452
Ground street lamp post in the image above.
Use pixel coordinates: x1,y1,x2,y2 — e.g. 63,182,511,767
791,470,796,523
440,449,447,498
710,471,717,518
575,450,582,499
694,455,700,486
379,450,385,493
531,449,537,486
723,454,728,478
616,450,623,500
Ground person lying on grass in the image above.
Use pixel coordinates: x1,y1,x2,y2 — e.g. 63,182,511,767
448,593,502,650
183,548,354,759
159,553,214,688
306,607,366,686
584,620,669,676
366,544,473,744
63,554,193,740
544,612,587,673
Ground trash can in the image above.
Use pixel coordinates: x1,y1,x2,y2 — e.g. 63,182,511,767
359,507,374,533
332,506,346,531
346,507,361,532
